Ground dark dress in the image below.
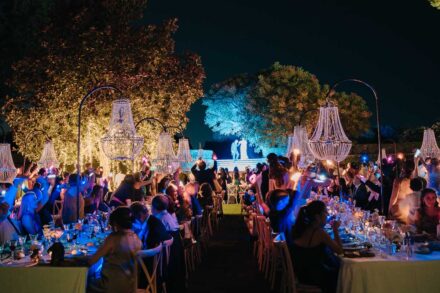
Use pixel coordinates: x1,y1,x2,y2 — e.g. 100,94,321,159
416,209,439,235
290,229,339,293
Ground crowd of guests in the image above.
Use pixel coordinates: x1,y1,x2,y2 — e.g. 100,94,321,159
238,151,440,293
0,159,223,293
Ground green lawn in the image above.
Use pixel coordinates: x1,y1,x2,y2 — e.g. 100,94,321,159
222,204,242,215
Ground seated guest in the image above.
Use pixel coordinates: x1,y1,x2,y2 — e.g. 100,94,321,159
152,195,185,293
18,192,41,235
130,202,171,249
243,187,257,206
291,201,342,293
415,188,440,235
88,207,142,293
265,189,296,242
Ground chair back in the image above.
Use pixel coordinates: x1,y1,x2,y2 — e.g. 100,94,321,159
53,200,63,216
136,243,163,293
274,240,297,293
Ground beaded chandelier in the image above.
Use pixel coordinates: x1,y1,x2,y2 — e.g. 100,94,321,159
177,137,192,171
101,99,144,161
308,106,352,162
152,131,179,174
420,128,440,159
0,143,17,183
292,125,315,167
38,141,59,169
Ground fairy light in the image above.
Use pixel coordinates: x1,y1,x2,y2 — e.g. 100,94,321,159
397,153,404,160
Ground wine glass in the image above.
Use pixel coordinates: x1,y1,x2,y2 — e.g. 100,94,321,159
9,240,17,253
29,234,39,244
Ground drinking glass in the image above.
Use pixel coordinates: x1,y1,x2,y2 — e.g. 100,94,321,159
9,240,17,252
29,234,39,244
18,236,26,248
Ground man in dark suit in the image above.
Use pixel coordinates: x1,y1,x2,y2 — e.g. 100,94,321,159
130,202,171,249
191,158,217,190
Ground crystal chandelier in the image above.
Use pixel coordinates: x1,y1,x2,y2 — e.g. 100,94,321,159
38,141,59,169
285,134,295,157
0,143,17,183
152,131,179,174
101,99,144,161
420,128,440,159
292,125,315,167
308,106,352,162
177,137,193,171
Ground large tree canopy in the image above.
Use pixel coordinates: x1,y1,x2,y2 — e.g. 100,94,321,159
3,0,205,168
204,63,370,153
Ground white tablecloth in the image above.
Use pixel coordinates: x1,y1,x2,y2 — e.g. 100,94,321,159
337,251,440,293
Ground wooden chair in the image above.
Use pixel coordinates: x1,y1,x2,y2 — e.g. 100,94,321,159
52,200,63,224
273,240,322,293
226,185,238,204
136,243,163,293
160,238,174,293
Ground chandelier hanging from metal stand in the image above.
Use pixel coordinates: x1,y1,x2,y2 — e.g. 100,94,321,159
152,131,180,174
292,125,315,168
177,137,193,171
38,140,59,169
308,106,352,162
420,128,440,159
0,143,17,183
101,99,144,161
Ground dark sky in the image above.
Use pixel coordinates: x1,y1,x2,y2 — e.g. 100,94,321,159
144,0,440,146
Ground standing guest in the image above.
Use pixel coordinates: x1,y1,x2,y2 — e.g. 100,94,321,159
61,174,87,224
415,188,440,235
191,158,218,190
218,168,230,202
18,192,41,235
255,153,276,201
198,183,214,208
389,160,416,216
84,185,109,214
109,174,135,207
420,158,440,193
88,207,142,293
291,201,342,293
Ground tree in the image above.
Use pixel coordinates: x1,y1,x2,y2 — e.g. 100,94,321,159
203,63,371,153
428,0,440,10
3,1,205,168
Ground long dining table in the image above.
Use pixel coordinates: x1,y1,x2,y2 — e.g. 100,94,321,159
337,250,440,293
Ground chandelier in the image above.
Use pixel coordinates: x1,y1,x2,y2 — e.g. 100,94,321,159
101,99,144,161
308,106,352,162
420,128,440,159
38,141,59,169
177,137,193,171
152,131,179,174
285,134,295,157
292,125,315,167
0,143,17,183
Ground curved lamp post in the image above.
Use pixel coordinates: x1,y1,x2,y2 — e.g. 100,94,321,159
76,85,123,221
326,79,383,214
22,129,51,171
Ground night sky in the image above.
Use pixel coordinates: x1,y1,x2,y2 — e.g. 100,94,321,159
144,0,440,146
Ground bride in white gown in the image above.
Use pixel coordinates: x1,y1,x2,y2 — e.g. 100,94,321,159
239,139,248,160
